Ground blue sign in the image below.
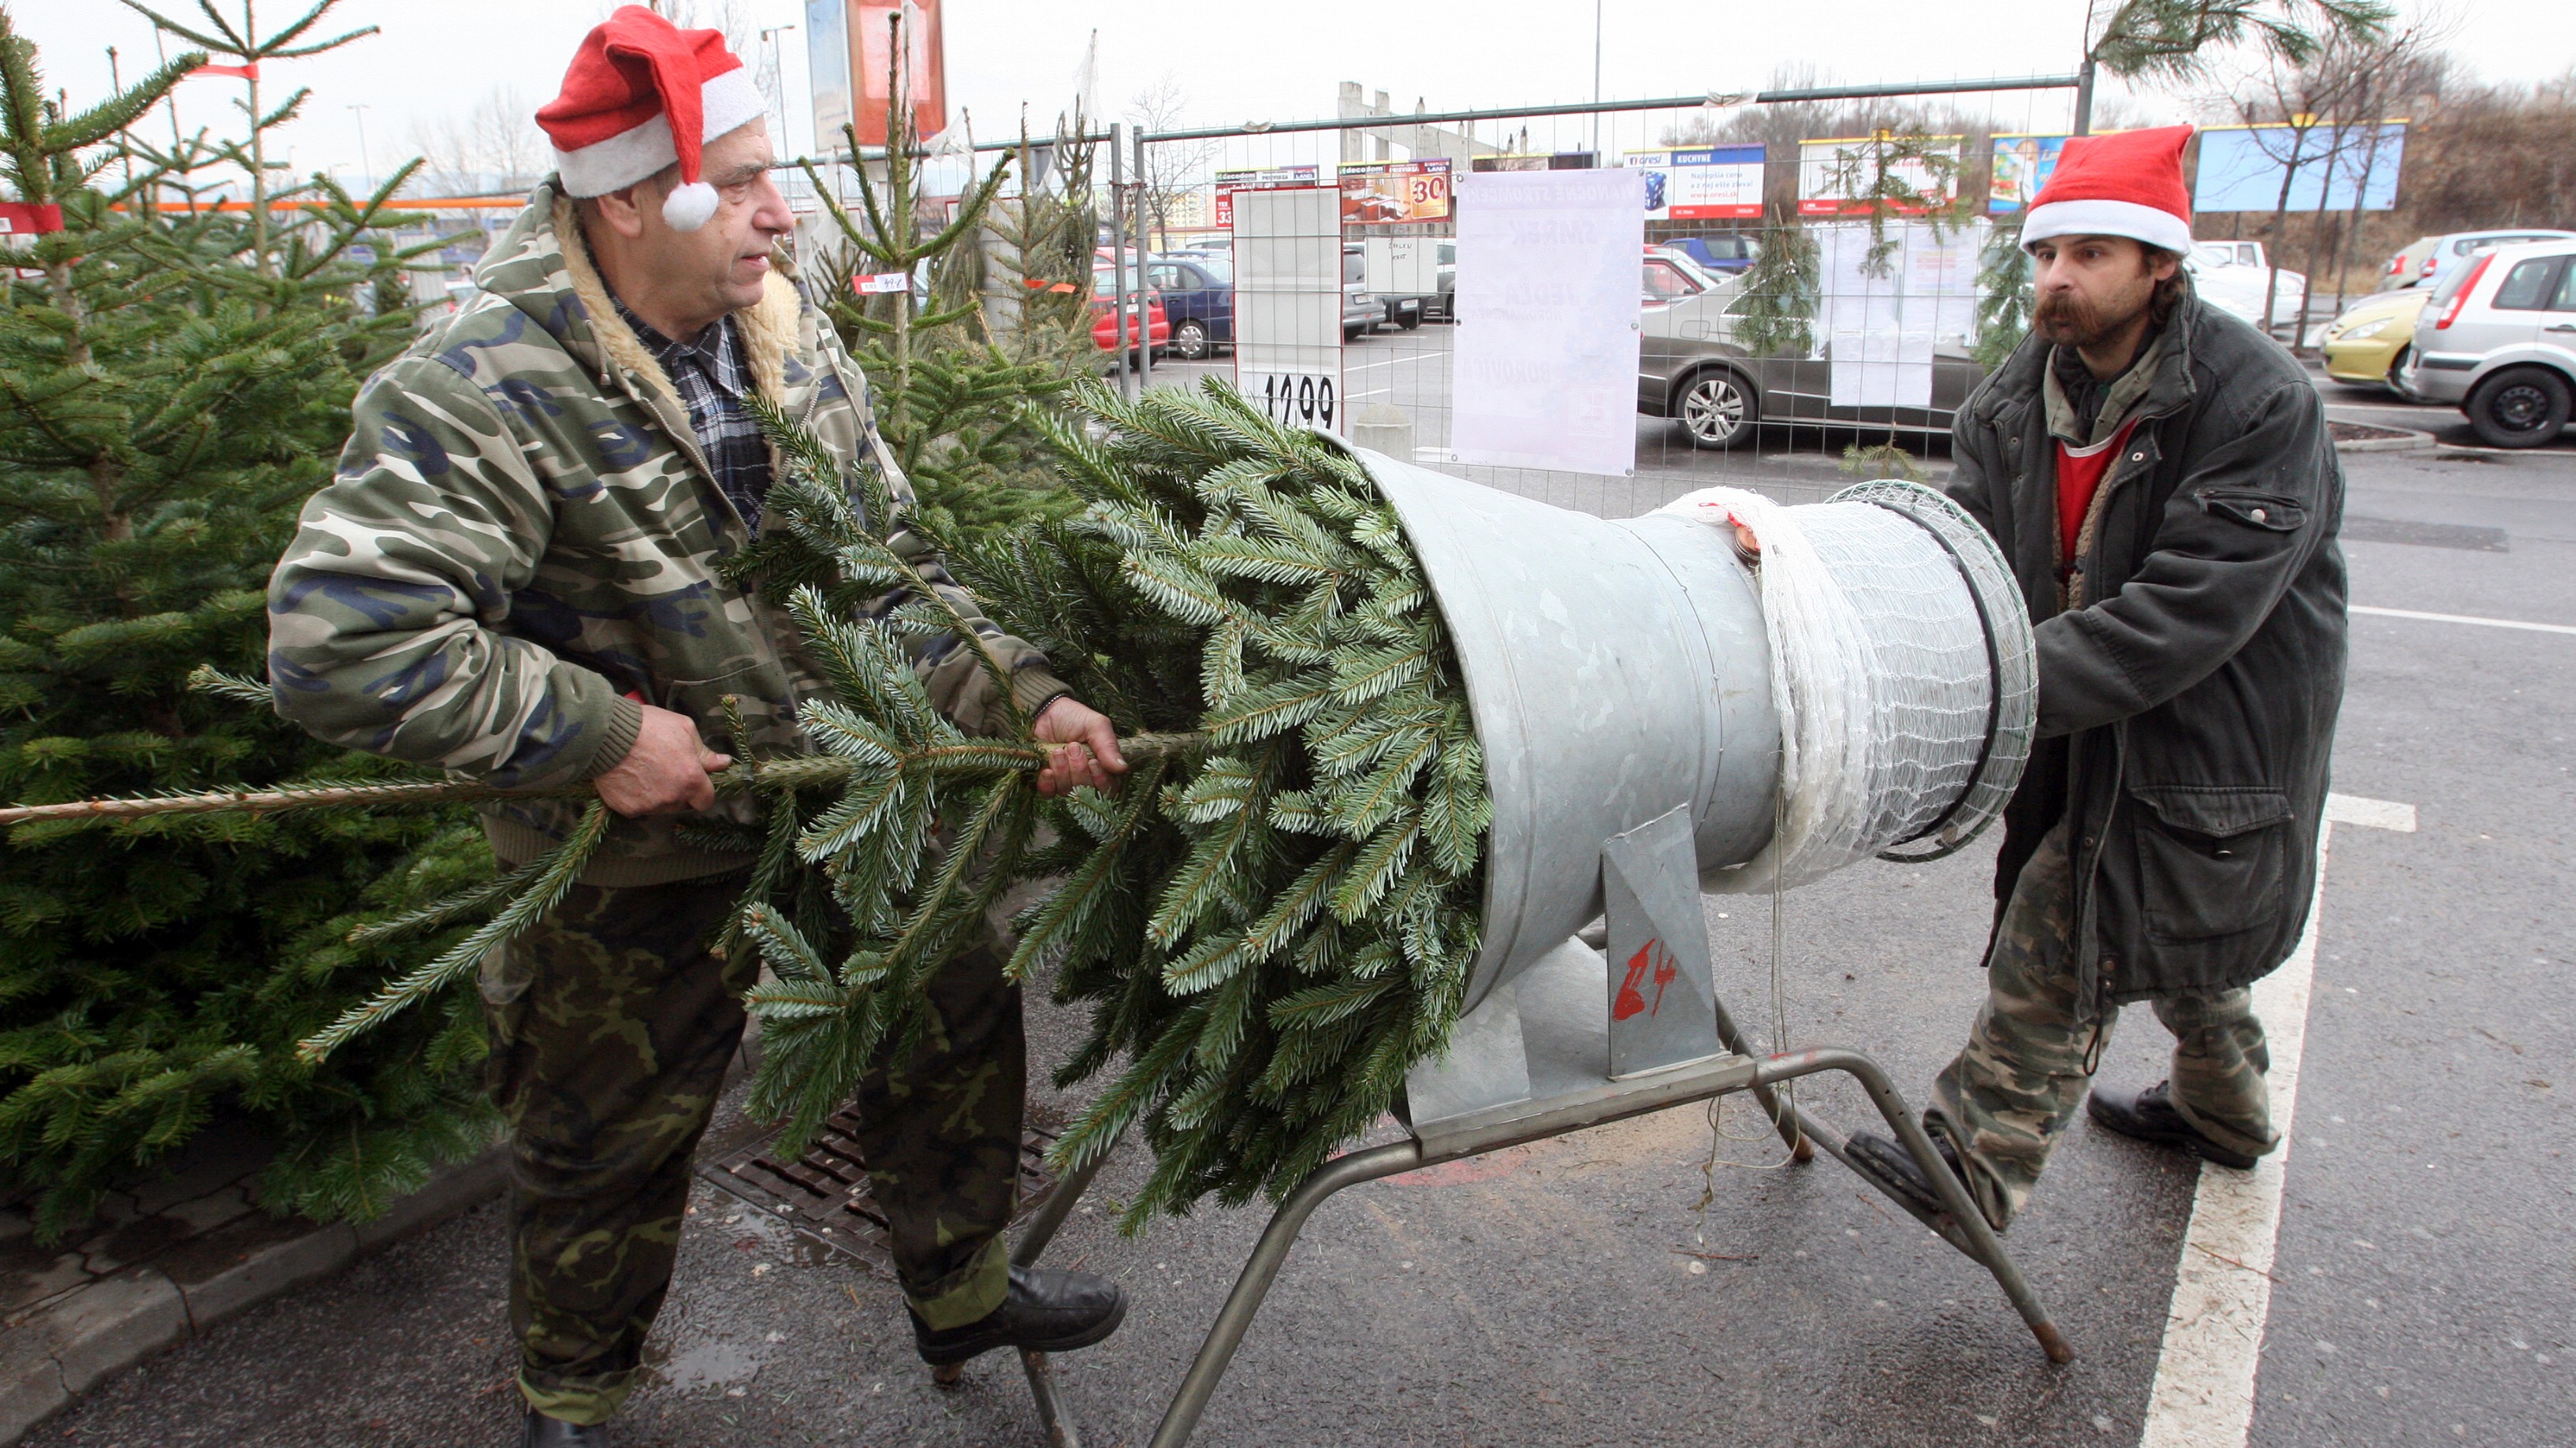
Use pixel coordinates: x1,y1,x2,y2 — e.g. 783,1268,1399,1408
2191,124,2406,212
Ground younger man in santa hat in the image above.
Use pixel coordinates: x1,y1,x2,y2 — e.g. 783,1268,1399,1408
1842,126,2349,1234
268,10,1128,1443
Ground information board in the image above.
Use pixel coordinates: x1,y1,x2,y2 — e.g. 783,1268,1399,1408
1987,134,2068,214
1622,146,1764,220
2191,124,2406,212
1450,168,1644,477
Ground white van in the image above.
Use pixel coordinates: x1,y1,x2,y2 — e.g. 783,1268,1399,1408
2401,239,2576,448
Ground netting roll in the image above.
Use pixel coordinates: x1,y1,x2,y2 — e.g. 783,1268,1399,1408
1657,480,2036,891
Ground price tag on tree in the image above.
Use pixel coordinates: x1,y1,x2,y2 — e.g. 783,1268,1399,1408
852,270,910,294
1240,372,1340,432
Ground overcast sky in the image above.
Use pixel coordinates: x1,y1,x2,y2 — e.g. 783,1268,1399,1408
28,0,2566,189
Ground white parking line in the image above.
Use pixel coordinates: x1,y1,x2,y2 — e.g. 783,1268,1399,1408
2351,605,2576,636
2139,795,2414,1448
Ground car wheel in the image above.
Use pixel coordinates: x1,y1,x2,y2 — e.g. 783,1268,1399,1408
2465,367,2573,449
1677,370,1757,449
1398,312,1422,330
2383,345,2413,397
1344,324,1364,342
1171,319,1210,361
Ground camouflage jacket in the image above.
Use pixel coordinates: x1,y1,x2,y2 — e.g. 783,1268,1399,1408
267,183,1066,884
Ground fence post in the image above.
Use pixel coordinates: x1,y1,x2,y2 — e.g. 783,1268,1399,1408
1135,127,1155,393
1110,121,1134,399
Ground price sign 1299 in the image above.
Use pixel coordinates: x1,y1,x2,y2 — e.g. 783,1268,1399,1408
1246,372,1338,433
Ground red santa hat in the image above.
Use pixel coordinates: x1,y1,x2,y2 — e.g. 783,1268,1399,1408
2021,125,2196,255
534,6,766,231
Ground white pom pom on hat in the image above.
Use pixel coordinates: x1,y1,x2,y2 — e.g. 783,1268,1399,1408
661,180,720,232
535,6,766,222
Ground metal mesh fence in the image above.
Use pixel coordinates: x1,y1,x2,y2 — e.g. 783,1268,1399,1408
1104,78,2105,521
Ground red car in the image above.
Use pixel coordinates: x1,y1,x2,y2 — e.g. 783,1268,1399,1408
1090,268,1169,355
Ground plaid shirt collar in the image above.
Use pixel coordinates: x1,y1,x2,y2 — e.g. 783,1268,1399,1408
612,296,773,534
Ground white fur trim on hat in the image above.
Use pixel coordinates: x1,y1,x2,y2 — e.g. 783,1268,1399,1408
2021,197,2194,255
553,66,765,199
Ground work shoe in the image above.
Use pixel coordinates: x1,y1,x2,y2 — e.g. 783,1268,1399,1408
1846,1130,1992,1230
523,1409,610,1447
2087,1081,2260,1170
910,1264,1127,1367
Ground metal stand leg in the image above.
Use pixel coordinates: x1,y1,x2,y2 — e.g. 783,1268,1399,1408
1707,993,1812,1163
1750,1048,2072,1364
1145,1142,1424,1448
1003,1143,1126,1448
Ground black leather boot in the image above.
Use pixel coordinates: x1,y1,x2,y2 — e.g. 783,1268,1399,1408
910,1264,1127,1367
523,1408,611,1447
1846,1130,1993,1230
2087,1080,2260,1169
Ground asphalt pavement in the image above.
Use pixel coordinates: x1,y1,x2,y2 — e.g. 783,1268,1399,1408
33,356,2574,1448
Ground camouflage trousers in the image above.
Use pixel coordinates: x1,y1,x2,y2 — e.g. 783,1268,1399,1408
482,877,1024,1425
1925,822,2280,1231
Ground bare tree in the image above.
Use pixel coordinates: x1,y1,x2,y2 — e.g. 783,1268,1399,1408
643,0,754,62
408,84,547,196
1126,75,1216,252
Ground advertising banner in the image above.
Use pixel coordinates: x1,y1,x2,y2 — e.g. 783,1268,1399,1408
1622,146,1765,220
1450,169,1644,478
2191,124,2406,211
1215,165,1320,229
804,0,851,152
1987,133,2068,214
1796,136,1964,216
1338,158,1453,225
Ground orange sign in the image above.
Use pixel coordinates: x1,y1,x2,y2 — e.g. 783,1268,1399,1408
1338,159,1451,225
848,0,946,146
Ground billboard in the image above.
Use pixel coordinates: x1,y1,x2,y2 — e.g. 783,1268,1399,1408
1470,152,1597,172
1621,146,1764,220
1338,158,1452,225
1215,166,1320,229
1796,135,1964,216
810,0,947,149
1987,133,2068,214
2191,123,2406,212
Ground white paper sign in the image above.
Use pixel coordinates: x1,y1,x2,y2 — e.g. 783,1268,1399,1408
1816,221,1982,408
1230,187,1345,435
1451,169,1645,477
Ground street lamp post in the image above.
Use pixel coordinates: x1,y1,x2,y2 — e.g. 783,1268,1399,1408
346,102,372,191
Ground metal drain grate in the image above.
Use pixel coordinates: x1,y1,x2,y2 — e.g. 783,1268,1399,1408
699,1105,1059,1272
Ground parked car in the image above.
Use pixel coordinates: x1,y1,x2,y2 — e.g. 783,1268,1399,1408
1089,267,1169,358
1145,255,1231,360
2378,235,2441,292
1343,241,1420,335
2318,288,2430,393
2185,240,2306,332
2399,238,2576,448
1429,238,1456,320
2392,229,2576,293
1658,234,1760,275
1635,263,1986,449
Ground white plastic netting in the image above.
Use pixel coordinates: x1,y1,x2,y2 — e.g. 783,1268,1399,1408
1657,480,2036,891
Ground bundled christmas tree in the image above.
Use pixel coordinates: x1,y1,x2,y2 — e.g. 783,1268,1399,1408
0,4,493,1242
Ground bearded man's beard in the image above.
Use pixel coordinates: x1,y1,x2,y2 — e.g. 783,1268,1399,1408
2033,275,2156,348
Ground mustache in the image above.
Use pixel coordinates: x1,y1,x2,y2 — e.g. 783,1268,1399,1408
2033,289,2112,340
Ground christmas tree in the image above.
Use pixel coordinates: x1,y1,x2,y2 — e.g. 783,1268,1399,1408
0,4,491,1242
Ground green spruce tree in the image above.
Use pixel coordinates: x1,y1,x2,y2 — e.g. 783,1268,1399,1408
0,5,490,1242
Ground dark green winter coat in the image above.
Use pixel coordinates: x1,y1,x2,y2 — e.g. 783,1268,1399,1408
1944,282,2348,1015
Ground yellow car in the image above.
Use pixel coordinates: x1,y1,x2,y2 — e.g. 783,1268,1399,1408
2319,289,2429,393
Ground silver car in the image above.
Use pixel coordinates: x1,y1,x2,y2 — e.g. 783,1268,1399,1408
2401,239,2576,448
1635,254,1984,449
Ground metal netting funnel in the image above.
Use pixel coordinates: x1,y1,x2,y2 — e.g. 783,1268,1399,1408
1351,450,1781,1014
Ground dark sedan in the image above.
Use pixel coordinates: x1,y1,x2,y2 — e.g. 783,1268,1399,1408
1635,255,1987,449
1145,255,1232,360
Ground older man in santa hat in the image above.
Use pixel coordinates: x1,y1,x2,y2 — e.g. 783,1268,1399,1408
1841,126,2348,1234
267,9,1127,1443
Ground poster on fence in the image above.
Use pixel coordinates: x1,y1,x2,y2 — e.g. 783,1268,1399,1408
1214,165,1321,229
1796,136,1964,216
2191,123,2406,212
1450,168,1644,477
1339,158,1453,224
1988,134,2068,214
1815,221,1981,409
1622,146,1765,220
